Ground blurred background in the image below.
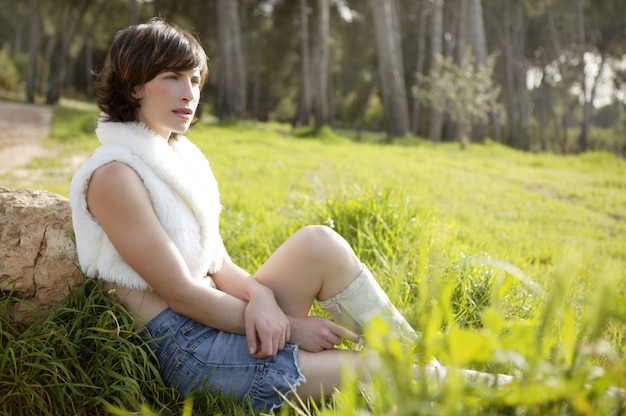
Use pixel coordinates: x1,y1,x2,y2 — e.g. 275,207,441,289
0,0,624,153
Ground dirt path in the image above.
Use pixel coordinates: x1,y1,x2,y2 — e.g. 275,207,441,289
0,101,54,175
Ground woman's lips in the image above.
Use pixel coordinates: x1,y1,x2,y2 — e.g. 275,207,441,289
173,108,193,119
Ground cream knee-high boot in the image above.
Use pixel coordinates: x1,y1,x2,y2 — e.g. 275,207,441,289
319,265,519,387
318,264,418,346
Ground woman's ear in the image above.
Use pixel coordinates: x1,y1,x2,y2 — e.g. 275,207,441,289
131,85,144,100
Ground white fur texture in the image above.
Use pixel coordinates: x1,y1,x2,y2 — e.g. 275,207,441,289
69,119,225,290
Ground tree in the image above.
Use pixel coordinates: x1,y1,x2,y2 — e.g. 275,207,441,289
128,0,139,24
415,51,502,147
294,0,312,127
370,0,409,139
410,2,429,135
312,0,330,128
217,0,246,120
4,0,625,154
428,0,444,142
511,0,529,150
544,0,575,152
454,0,469,143
45,0,98,104
26,0,41,103
575,0,603,153
575,0,625,152
332,1,379,135
469,0,501,142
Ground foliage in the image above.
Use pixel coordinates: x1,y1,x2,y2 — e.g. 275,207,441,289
291,125,345,142
1,104,625,414
2,0,626,151
592,103,622,128
0,44,20,90
588,126,626,155
414,50,502,144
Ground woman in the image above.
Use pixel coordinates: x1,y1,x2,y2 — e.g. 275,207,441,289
70,18,500,414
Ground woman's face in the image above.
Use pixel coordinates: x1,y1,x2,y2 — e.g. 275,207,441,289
133,68,201,139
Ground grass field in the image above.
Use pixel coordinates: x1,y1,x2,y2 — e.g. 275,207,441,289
1,102,625,415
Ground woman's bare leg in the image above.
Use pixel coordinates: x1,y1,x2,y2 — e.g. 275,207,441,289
254,225,417,341
295,349,375,400
252,225,514,401
253,225,363,317
252,225,424,400
297,351,513,403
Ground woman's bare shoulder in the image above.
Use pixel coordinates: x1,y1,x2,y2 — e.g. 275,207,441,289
90,161,138,183
87,161,149,214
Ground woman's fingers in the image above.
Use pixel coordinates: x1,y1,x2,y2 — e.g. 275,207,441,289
331,322,359,344
250,321,291,358
245,316,259,356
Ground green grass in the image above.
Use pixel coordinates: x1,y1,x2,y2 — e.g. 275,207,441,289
2,103,625,415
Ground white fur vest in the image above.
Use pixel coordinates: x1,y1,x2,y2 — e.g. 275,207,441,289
69,120,225,291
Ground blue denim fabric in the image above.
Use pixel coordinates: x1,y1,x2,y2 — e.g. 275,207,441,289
141,307,305,414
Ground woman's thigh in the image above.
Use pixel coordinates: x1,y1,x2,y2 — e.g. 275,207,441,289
296,348,370,400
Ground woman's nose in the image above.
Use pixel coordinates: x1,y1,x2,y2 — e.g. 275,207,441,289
181,78,195,101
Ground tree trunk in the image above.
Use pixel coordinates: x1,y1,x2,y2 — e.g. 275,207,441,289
296,0,312,127
429,0,444,142
503,0,517,147
217,0,229,120
230,0,247,118
575,0,601,153
545,0,570,153
13,13,25,56
579,51,605,152
371,0,409,139
512,0,529,149
313,0,329,129
39,31,57,98
536,67,549,151
469,0,500,142
410,4,428,135
26,0,40,103
85,31,93,99
129,0,139,25
356,82,376,141
66,0,104,100
251,33,262,121
217,0,247,120
45,0,94,105
327,52,335,127
455,0,469,144
575,0,587,152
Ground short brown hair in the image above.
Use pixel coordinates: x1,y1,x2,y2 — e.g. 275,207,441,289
94,18,208,124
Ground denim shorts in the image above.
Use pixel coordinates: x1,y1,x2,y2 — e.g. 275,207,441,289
141,307,306,414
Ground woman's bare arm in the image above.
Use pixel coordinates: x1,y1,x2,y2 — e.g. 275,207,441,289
87,162,283,350
88,161,357,357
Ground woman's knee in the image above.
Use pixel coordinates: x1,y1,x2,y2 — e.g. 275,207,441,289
294,225,351,260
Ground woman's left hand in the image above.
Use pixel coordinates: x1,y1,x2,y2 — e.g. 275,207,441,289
244,283,291,358
288,316,359,352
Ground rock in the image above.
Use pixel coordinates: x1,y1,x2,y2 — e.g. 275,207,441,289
0,187,83,326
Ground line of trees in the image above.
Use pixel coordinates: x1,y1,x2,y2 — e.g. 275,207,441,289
1,0,625,154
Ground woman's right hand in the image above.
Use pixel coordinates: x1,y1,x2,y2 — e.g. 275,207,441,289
288,316,359,352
